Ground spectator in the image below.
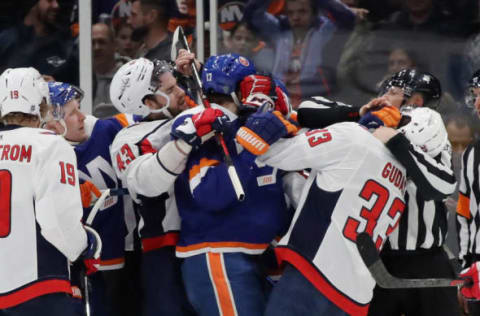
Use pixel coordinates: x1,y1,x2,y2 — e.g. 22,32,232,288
92,22,129,118
243,0,356,108
385,0,454,34
115,20,141,59
0,0,79,84
224,21,274,73
128,0,173,61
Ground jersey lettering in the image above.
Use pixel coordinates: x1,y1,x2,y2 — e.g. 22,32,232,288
10,90,18,99
342,179,406,249
305,129,332,147
0,170,12,237
116,144,136,171
59,161,76,186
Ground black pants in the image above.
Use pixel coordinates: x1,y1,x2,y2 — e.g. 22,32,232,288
367,248,461,316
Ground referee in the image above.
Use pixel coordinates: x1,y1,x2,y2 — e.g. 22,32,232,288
457,70,480,315
366,71,459,316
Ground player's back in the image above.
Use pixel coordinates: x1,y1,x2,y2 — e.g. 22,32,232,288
0,126,86,304
264,122,407,313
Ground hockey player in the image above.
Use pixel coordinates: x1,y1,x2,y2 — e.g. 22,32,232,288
42,81,140,316
171,53,293,316
109,57,220,316
290,69,458,315
234,104,408,316
0,68,100,315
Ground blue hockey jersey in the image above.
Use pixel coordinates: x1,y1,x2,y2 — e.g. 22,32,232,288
173,105,289,257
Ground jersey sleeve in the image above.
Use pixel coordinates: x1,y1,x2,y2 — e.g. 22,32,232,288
457,145,473,267
297,96,361,128
385,133,456,200
33,136,87,262
111,129,190,200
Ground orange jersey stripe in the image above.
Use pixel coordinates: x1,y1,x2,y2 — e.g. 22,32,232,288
189,158,220,181
114,113,130,127
176,241,269,253
457,193,471,219
208,253,236,316
99,257,125,266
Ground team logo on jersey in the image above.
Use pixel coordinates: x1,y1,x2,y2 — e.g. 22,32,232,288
239,56,250,67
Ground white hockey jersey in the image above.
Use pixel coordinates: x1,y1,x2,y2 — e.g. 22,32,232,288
110,119,186,252
0,126,87,308
257,122,407,316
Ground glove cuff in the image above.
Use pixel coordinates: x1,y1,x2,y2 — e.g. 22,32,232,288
236,127,270,156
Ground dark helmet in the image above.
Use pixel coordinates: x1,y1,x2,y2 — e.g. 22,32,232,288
379,69,442,109
465,69,480,108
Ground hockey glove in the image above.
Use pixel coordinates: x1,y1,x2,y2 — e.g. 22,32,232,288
460,262,480,300
236,110,297,156
81,225,102,275
80,181,102,208
239,74,291,116
359,105,401,129
171,108,230,149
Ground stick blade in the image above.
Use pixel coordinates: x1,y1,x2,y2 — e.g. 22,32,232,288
171,26,186,61
356,232,467,289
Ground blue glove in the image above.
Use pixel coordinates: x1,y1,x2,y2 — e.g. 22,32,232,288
236,110,297,156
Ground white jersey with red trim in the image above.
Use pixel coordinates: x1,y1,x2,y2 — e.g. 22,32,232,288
257,122,407,316
0,126,87,308
110,119,187,251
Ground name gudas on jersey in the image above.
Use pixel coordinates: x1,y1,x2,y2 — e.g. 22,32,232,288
0,144,32,162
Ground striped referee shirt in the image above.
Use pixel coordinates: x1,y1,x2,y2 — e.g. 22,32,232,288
383,134,456,252
458,141,480,267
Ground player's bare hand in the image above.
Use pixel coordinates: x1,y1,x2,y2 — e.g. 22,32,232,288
175,49,200,77
360,97,392,116
372,126,399,144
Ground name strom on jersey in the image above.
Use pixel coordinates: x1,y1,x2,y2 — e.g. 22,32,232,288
0,144,32,162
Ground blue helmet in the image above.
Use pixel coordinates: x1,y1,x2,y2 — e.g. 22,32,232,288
48,81,84,120
201,54,255,97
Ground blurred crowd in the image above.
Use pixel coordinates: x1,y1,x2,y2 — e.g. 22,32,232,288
2,0,480,315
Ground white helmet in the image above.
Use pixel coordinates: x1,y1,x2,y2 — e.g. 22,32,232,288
399,107,450,158
0,67,49,119
109,58,173,118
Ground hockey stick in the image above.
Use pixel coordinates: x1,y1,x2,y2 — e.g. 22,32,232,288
356,232,469,288
171,26,245,201
83,187,127,316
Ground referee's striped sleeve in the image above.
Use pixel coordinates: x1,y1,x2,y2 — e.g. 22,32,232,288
457,144,474,267
385,133,456,201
